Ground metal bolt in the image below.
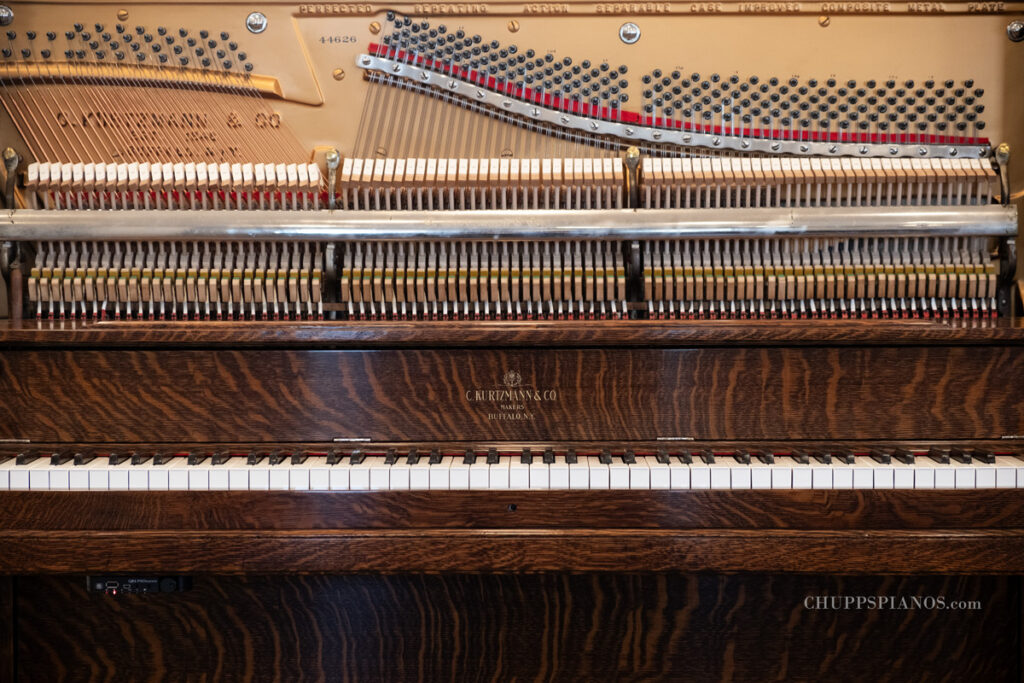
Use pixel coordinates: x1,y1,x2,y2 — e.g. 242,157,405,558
918,147,928,156
116,9,129,21
619,22,640,45
360,56,371,66
741,140,750,149
420,71,429,81
325,149,340,167
508,19,520,33
624,127,635,136
858,145,868,154
590,121,599,130
828,144,837,154
2,147,15,163
889,146,898,155
799,144,809,153
246,11,267,34
0,5,13,26
560,116,569,124
476,90,485,99
818,15,830,27
1008,20,1024,42
949,147,958,157
652,131,663,140
770,142,781,151
529,107,540,117
712,137,721,146
392,63,401,73
369,21,381,35
332,68,345,81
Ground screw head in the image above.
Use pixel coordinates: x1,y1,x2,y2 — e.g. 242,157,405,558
828,144,838,154
116,9,129,21
949,147,958,157
369,21,381,35
0,5,13,27
332,68,345,81
818,15,830,27
858,145,868,154
619,22,640,45
712,137,721,146
507,19,520,33
360,55,371,66
799,144,809,153
246,11,267,34
1008,20,1024,42
889,146,899,155
918,147,928,156
770,142,781,151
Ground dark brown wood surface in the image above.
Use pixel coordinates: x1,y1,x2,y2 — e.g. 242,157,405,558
1,317,1022,347
2,490,1024,531
11,573,1019,682
0,578,11,683
1,346,1022,443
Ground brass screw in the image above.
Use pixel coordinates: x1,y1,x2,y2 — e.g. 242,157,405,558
332,68,346,81
369,21,381,34
117,9,129,21
508,19,520,33
817,15,830,27
996,142,1011,164
2,147,15,163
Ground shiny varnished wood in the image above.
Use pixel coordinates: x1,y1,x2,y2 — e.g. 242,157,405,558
2,490,1024,531
1,317,1022,347
12,574,1020,682
1,346,1022,442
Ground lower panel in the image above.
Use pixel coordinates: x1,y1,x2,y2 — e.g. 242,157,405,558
13,574,1020,682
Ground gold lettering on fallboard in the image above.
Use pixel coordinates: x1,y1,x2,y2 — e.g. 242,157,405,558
463,369,559,421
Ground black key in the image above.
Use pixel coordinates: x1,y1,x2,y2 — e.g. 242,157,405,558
213,452,231,466
699,448,715,465
790,449,810,465
384,448,399,465
74,451,97,466
50,450,73,466
599,449,613,465
131,453,152,466
971,449,995,465
752,450,774,465
949,447,972,464
109,452,130,466
520,448,533,465
247,452,266,466
621,451,636,465
290,452,308,466
675,452,693,465
349,450,366,465
656,449,671,465
428,449,442,465
268,450,287,466
833,449,855,465
16,450,40,465
486,448,500,465
0,454,11,466
869,449,891,465
928,447,950,464
463,449,477,465
566,449,578,465
326,449,343,466
543,449,555,465
810,451,831,465
187,453,207,466
892,448,915,465
732,450,752,465
406,448,421,465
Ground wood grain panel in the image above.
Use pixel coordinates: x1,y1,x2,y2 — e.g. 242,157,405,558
0,346,1021,442
4,529,1024,573
0,577,12,683
14,574,1019,682
4,490,1024,532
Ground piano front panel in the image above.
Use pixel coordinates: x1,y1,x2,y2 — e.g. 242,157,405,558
1,344,1022,442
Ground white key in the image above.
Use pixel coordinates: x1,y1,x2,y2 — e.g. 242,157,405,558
790,458,813,489
289,460,311,491
609,455,630,489
811,462,833,489
0,457,15,490
953,460,976,489
750,461,772,489
569,456,590,489
587,456,610,489
629,456,651,490
509,457,530,490
730,461,752,489
27,457,52,490
269,460,291,490
489,457,510,490
831,460,853,489
550,455,570,489
308,457,330,491
709,461,731,490
934,460,955,489
529,458,550,490
852,457,874,490
227,457,251,490
368,456,390,491
975,462,996,488
450,456,471,490
329,459,351,491
892,459,915,489
873,458,895,489
88,457,112,491
469,456,490,490
390,457,411,491
208,459,232,491
912,459,936,489
648,456,670,489
248,458,271,491
109,458,132,491
669,458,690,489
691,459,711,489
995,456,1018,488
50,458,74,490
148,458,171,491
9,459,31,490
188,459,211,491
429,456,454,490
770,458,793,489
349,456,372,491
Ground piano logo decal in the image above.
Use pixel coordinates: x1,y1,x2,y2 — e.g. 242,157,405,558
464,370,558,421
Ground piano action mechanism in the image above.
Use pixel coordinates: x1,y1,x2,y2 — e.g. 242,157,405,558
0,1,1023,575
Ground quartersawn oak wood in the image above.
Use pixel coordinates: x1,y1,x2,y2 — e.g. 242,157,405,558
4,529,1024,574
2,490,1024,531
13,574,1019,682
1,317,1022,347
1,346,1021,442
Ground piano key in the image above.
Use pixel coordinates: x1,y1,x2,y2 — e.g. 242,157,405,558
208,458,231,491
469,456,490,490
329,459,350,491
790,457,813,489
873,457,895,489
188,458,211,491
709,461,730,490
248,458,271,491
608,456,629,489
509,456,530,490
489,457,510,490
750,462,772,489
228,456,251,490
450,456,471,490
390,457,411,490
87,457,113,491
9,458,31,490
994,455,1018,488
852,456,874,489
289,460,311,490
892,459,915,489
269,459,291,490
912,458,936,489
409,456,431,490
349,455,372,491
550,455,570,489
730,461,752,489
529,458,550,490
629,456,650,489
811,462,834,489
569,456,590,489
954,460,976,489
690,459,711,489
974,461,996,488
831,460,854,489
770,458,793,489
0,457,15,490
108,458,132,491
648,455,670,489
588,455,610,489
308,456,331,491
368,456,390,491
934,460,956,489
429,455,454,490
669,458,690,489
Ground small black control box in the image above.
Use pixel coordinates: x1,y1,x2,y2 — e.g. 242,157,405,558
86,575,192,595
